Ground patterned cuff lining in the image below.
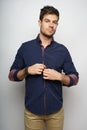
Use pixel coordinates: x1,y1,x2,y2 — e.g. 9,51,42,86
9,69,20,81
68,74,78,86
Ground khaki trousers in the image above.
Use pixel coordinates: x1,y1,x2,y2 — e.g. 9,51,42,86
24,107,64,130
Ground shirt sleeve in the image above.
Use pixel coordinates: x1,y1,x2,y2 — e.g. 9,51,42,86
8,44,25,81
63,48,79,87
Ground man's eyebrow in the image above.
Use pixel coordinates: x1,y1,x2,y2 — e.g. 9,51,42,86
44,18,57,21
44,18,50,20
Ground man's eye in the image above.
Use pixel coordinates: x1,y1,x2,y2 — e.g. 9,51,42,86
45,20,49,22
53,21,58,25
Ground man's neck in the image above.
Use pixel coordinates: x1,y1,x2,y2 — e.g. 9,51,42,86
39,34,53,48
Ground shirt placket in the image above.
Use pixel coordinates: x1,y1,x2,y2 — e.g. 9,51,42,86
41,45,46,114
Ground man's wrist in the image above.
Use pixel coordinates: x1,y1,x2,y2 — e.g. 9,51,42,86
61,74,65,82
25,67,29,76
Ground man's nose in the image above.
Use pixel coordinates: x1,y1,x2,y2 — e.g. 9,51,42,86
49,22,54,27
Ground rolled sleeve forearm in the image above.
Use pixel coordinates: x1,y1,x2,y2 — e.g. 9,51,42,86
8,69,21,81
68,74,79,87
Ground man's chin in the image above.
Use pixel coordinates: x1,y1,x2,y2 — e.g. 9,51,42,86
42,33,53,38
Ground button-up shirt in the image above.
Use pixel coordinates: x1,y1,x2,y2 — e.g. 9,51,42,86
9,35,79,115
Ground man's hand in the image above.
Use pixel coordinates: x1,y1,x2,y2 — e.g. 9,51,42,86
43,68,70,85
43,68,62,81
28,63,46,75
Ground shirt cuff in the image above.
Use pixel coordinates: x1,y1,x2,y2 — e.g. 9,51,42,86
68,76,74,86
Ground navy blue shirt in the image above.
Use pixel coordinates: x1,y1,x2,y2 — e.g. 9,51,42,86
9,35,79,115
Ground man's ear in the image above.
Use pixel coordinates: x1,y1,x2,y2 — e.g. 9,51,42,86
38,20,41,27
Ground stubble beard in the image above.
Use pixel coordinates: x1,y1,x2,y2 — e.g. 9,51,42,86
41,30,55,39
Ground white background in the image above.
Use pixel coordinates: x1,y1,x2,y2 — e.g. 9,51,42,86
0,0,87,130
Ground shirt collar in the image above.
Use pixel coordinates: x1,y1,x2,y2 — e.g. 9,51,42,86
36,34,54,47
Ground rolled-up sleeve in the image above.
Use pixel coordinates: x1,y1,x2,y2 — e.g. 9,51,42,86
63,48,79,87
8,44,25,81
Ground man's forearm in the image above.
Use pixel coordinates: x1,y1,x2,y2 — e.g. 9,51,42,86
17,68,28,80
61,74,70,86
60,73,78,86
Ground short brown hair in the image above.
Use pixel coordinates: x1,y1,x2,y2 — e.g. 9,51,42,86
39,5,60,20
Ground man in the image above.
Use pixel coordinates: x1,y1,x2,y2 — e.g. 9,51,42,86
8,6,79,130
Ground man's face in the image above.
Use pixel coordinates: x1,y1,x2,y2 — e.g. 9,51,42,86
38,14,59,38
